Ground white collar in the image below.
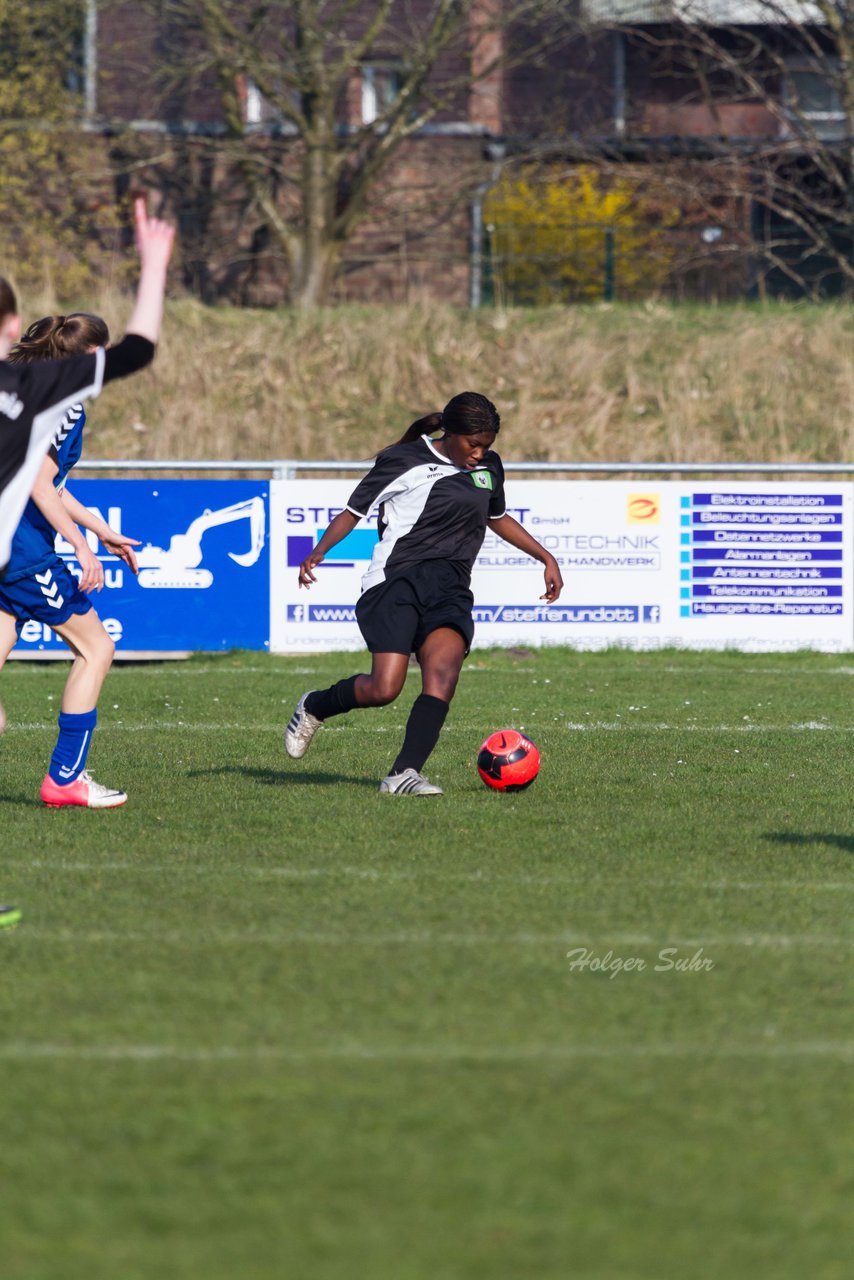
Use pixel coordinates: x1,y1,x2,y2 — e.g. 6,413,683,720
420,433,492,473
422,434,457,466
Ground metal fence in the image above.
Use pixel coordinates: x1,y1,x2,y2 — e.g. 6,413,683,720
76,460,854,478
477,223,854,306
325,220,854,306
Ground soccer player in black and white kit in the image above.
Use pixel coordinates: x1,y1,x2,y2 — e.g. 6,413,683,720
0,198,174,810
285,391,563,794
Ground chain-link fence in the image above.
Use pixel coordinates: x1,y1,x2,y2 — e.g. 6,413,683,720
476,221,854,305
334,220,853,306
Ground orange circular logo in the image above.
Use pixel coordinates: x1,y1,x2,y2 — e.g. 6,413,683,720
628,497,659,522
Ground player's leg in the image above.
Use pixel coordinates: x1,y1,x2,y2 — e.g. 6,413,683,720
0,608,19,671
286,652,409,759
380,627,466,795
54,608,115,713
286,574,418,759
313,651,411,712
0,609,19,735
418,627,467,703
40,609,124,808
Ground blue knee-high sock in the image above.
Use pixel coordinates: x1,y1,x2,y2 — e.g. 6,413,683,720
49,709,97,785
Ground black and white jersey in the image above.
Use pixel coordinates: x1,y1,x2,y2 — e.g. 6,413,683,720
347,434,506,591
0,349,105,571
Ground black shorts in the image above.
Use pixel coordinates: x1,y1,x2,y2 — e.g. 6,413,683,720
355,560,475,656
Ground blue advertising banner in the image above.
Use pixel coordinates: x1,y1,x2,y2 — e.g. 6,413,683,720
13,481,270,654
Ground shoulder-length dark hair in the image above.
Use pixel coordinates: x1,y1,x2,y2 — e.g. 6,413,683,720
8,312,110,364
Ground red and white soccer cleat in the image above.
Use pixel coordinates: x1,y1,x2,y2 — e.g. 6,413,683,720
40,770,127,809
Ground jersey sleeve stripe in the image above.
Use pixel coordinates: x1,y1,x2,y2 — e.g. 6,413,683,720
92,346,106,396
51,403,84,450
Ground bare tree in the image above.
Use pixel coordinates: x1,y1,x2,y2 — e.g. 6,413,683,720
402,0,852,302
602,1,854,297
103,0,575,306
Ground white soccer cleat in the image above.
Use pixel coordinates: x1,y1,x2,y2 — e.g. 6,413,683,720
40,770,127,809
378,768,444,796
285,692,323,759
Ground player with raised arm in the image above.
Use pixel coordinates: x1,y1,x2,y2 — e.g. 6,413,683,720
0,199,174,807
285,392,563,795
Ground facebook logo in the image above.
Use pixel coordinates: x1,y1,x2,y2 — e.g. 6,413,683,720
642,605,662,623
286,603,358,623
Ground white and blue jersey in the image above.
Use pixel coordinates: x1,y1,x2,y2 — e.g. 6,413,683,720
3,404,86,583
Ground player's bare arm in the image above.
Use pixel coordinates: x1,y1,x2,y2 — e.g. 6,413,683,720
124,198,175,345
298,509,360,588
29,456,104,593
60,488,141,575
488,514,564,602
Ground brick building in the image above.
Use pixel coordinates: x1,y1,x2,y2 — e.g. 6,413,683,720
84,1,850,302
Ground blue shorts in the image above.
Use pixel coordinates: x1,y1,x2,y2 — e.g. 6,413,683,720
0,559,93,634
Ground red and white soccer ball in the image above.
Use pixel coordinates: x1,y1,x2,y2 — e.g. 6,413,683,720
477,729,540,792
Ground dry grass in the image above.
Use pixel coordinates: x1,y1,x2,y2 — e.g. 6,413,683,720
63,296,853,465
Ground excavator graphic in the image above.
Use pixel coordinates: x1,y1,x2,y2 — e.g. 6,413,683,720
135,497,265,589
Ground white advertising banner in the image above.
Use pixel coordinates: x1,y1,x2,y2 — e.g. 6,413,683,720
269,480,854,653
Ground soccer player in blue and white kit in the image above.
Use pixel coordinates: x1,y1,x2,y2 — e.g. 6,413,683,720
0,199,174,809
285,391,564,794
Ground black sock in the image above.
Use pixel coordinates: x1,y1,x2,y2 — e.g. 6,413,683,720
391,694,449,775
305,676,361,722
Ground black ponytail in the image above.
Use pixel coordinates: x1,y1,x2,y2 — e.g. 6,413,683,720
394,412,444,446
387,394,500,452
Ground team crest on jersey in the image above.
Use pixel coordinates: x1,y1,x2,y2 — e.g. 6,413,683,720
470,470,493,490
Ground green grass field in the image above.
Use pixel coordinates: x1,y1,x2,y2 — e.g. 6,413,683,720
1,648,851,1280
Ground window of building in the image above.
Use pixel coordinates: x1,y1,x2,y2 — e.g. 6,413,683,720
361,63,405,124
783,59,846,141
240,75,293,129
245,79,264,126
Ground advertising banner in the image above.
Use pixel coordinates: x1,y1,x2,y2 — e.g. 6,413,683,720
9,477,851,656
11,480,270,654
270,479,853,653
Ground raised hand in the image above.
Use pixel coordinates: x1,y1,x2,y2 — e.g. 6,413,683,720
133,197,175,272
